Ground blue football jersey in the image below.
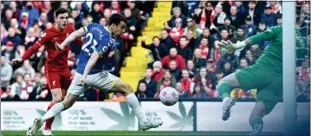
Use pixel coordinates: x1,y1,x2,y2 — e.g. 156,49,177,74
76,23,115,75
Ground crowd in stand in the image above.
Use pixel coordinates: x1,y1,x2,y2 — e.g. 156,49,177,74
0,1,310,102
135,1,310,101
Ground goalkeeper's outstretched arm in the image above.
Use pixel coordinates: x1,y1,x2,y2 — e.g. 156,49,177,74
219,26,281,50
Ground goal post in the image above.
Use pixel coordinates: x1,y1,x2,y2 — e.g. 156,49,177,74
282,1,297,135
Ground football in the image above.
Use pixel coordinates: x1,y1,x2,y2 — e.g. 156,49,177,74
159,87,179,106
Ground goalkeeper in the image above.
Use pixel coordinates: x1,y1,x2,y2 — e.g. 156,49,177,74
218,25,304,135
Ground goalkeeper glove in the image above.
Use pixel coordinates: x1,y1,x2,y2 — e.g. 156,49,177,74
219,40,246,51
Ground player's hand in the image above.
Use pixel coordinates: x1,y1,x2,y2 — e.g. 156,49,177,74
80,76,86,85
11,59,22,65
218,40,236,51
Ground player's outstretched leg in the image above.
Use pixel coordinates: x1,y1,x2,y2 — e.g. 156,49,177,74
114,79,163,131
249,102,266,136
217,73,241,121
27,94,77,136
43,88,64,136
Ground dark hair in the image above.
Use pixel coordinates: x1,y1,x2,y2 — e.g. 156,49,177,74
215,69,223,74
237,27,244,31
153,36,160,40
180,36,187,40
54,8,69,18
108,13,128,26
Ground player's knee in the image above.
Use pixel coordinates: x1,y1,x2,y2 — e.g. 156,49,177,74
119,83,133,94
52,96,63,103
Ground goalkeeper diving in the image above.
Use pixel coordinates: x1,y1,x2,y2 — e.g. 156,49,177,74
218,25,305,135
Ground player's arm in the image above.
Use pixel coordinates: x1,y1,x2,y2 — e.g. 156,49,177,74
59,27,86,50
12,32,48,64
80,51,101,83
219,26,280,50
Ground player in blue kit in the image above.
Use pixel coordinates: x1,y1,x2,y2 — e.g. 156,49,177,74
27,14,162,136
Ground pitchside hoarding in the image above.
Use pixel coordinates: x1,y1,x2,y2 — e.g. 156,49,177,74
1,102,309,132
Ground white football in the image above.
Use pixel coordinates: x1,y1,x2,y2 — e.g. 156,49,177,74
159,87,179,106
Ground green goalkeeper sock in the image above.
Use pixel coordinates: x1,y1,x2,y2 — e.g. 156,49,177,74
249,116,263,129
218,81,232,98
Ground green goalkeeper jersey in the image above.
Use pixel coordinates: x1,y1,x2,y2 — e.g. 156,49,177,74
248,26,308,75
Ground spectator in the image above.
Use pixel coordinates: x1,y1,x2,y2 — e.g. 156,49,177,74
13,60,36,79
1,24,8,41
241,15,257,37
10,18,24,38
218,18,236,38
198,37,209,59
160,29,175,53
165,7,187,30
1,41,17,62
210,40,221,64
141,36,167,63
296,60,310,101
193,67,211,95
176,82,188,98
194,2,215,29
177,36,193,61
185,30,197,50
1,86,16,101
9,2,21,21
0,56,13,89
213,4,227,27
261,6,277,28
90,2,103,23
2,28,22,47
155,70,177,98
215,69,224,84
192,83,208,98
228,6,245,29
246,1,261,26
168,60,181,81
135,82,148,99
250,44,262,61
24,27,38,49
195,27,215,50
11,74,28,100
187,60,197,79
222,61,234,77
99,17,108,26
219,29,230,41
238,58,250,70
183,18,202,38
151,61,165,82
231,27,249,57
179,70,193,96
193,48,207,69
161,47,186,69
123,8,136,36
38,13,49,29
169,18,184,45
23,73,35,94
245,50,255,64
137,68,157,98
20,2,40,28
110,1,121,14
218,50,239,71
3,8,13,29
268,1,282,15
234,1,246,17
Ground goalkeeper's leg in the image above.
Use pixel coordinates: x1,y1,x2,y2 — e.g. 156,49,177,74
217,73,241,121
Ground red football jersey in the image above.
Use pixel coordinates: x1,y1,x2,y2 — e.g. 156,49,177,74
22,24,83,72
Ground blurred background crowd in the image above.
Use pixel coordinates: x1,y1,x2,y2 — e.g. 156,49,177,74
0,1,310,102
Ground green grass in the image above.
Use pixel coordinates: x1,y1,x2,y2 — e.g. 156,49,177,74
1,131,284,136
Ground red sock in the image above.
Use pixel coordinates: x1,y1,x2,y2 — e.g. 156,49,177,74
44,102,55,130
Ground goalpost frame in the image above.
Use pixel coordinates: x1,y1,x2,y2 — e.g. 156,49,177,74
282,1,297,135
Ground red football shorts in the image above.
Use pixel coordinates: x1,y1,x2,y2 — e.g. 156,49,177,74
45,68,72,91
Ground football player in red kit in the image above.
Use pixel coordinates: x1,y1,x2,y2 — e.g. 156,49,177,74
12,8,83,136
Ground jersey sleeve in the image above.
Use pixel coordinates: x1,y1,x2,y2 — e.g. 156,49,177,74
248,26,281,44
22,30,50,60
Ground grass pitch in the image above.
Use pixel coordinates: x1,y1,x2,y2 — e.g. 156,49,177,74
1,131,284,136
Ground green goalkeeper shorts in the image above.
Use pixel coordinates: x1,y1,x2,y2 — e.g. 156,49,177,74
235,63,283,114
